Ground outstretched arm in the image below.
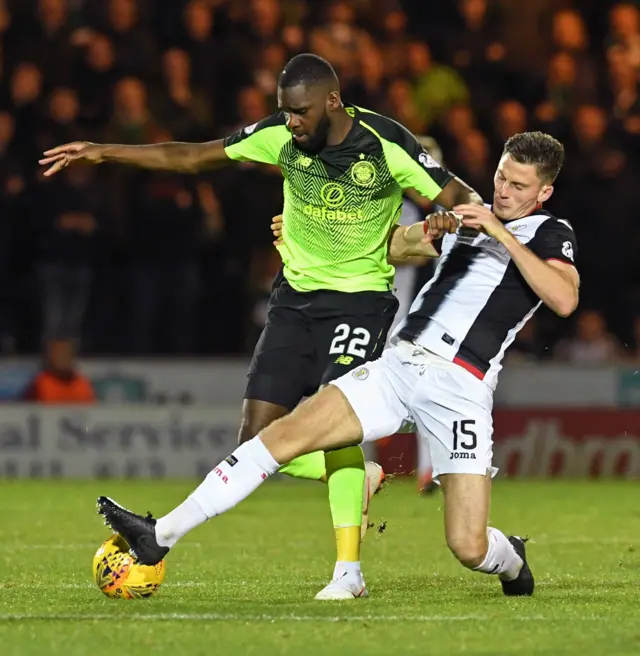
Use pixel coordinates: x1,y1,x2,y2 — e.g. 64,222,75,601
40,113,291,178
40,140,230,177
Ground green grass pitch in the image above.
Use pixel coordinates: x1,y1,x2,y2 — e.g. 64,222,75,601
1,478,639,655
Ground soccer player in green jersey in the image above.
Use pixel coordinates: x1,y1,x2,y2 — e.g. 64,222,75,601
41,53,481,599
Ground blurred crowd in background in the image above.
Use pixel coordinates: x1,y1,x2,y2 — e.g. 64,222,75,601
0,0,639,369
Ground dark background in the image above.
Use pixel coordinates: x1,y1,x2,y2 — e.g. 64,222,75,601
0,0,637,365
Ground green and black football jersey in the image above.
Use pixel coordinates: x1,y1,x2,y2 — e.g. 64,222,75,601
223,104,453,293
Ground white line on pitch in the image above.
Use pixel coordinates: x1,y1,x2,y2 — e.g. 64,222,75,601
0,613,608,623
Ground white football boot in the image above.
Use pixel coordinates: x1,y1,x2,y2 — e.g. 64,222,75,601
314,568,369,601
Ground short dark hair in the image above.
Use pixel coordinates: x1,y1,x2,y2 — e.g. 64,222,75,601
503,131,565,183
278,53,339,90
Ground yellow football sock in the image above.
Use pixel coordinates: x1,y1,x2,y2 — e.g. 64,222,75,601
335,525,361,562
325,445,365,562
280,446,365,563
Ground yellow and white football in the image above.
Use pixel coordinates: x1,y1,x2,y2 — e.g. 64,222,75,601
92,534,165,599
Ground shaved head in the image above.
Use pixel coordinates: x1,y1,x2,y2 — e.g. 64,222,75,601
279,53,339,92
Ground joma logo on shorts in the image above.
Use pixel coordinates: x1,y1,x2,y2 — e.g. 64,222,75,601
449,452,477,460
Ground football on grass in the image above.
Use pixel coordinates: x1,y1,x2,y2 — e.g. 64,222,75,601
92,534,165,599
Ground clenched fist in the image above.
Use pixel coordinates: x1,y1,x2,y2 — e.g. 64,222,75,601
424,210,462,239
404,210,461,248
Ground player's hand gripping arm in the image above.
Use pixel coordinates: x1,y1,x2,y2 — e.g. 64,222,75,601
40,140,230,177
455,203,579,317
383,129,483,259
387,211,460,259
387,175,481,260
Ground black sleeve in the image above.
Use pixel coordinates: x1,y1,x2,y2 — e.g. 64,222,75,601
527,219,577,265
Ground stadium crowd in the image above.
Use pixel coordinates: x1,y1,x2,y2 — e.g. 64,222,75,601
0,0,638,365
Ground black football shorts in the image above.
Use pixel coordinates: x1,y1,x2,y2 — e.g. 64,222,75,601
245,271,399,409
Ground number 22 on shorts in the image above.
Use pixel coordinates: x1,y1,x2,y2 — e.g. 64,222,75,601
329,323,371,358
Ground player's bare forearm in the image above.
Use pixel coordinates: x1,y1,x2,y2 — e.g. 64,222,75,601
40,139,230,176
100,140,229,173
388,211,459,260
433,176,483,210
388,225,439,259
502,233,579,317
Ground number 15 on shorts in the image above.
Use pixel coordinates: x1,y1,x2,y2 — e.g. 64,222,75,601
451,419,477,460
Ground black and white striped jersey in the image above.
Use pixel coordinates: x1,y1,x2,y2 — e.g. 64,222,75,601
393,209,578,390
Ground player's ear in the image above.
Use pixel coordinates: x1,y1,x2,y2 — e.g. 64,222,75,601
538,184,554,204
327,91,341,112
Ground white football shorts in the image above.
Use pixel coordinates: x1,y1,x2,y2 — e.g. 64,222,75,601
330,340,497,480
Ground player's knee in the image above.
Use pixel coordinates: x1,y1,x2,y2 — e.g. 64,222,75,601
446,530,487,569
